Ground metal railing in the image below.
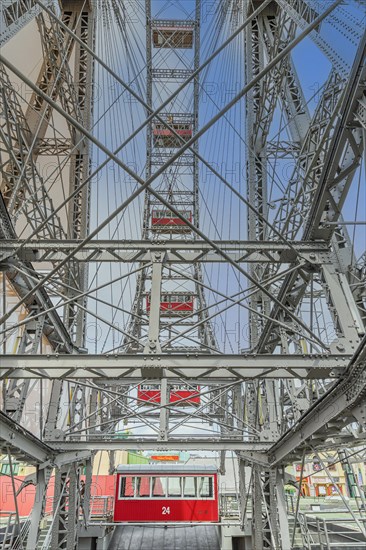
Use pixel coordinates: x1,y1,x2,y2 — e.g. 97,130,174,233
89,496,114,520
297,512,314,550
0,496,113,549
294,512,366,549
220,495,241,518
0,513,31,550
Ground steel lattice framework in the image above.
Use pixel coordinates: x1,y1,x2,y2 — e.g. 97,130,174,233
0,0,365,548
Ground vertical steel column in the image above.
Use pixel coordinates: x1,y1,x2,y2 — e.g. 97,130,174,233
4,316,45,424
159,377,169,441
66,467,81,550
46,3,95,548
51,465,83,550
244,1,288,546
252,465,265,549
275,467,291,549
62,0,94,348
144,254,163,353
82,457,93,526
26,466,52,550
51,469,69,549
244,4,268,545
238,458,247,529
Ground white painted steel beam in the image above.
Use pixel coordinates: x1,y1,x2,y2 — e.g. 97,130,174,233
49,439,272,452
0,353,350,380
0,411,51,463
0,240,331,264
0,413,94,467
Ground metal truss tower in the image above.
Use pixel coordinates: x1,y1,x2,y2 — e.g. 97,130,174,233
122,0,230,446
0,0,365,548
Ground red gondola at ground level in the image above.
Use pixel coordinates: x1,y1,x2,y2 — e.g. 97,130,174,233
113,465,219,522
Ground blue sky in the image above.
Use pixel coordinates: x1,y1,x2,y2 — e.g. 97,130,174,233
84,0,365,353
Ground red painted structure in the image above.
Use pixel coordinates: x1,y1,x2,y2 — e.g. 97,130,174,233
138,383,200,405
146,293,194,316
0,475,115,517
113,465,219,523
153,123,192,148
151,209,192,232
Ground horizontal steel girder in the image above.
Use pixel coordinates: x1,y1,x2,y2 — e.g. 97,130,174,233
0,412,92,465
47,438,272,452
0,353,350,380
0,240,331,264
0,410,52,464
1,396,361,462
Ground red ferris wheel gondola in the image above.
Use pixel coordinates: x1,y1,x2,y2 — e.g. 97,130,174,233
113,465,219,523
138,383,200,405
146,293,194,316
151,209,192,232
